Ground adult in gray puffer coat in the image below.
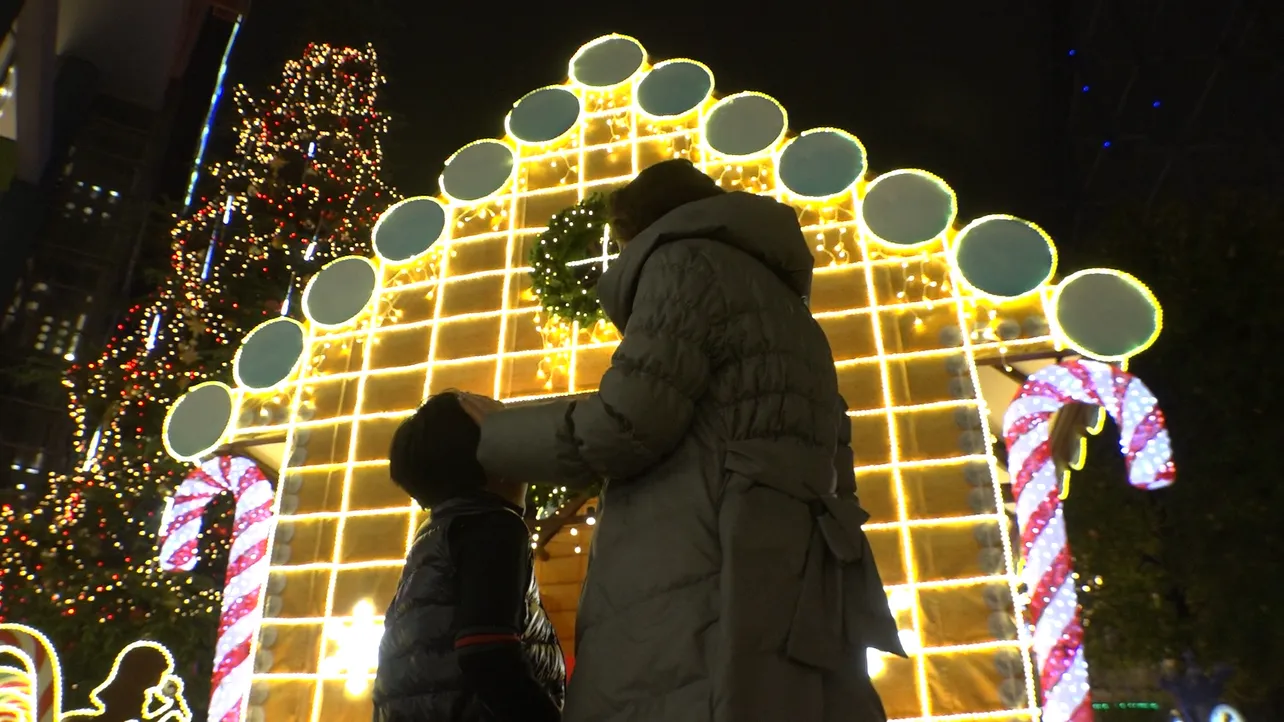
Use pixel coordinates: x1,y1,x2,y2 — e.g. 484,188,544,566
469,159,905,722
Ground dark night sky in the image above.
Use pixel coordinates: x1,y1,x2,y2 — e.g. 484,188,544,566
212,0,1069,233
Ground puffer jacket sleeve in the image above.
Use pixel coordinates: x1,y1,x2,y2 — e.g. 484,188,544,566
478,242,717,486
834,395,858,499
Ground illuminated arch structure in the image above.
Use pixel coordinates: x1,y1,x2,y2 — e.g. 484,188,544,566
0,623,191,722
161,34,1164,722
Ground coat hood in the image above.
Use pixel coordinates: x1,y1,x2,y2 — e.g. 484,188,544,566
597,192,813,327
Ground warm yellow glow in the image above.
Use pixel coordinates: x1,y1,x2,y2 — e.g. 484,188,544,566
209,32,1171,722
160,380,238,463
436,139,518,205
1210,705,1245,722
0,624,188,722
567,34,647,89
0,623,58,722
319,599,384,698
299,255,380,331
702,90,789,161
633,58,715,121
858,169,959,252
63,640,191,722
503,85,584,147
370,196,449,266
867,649,888,679
949,214,1058,302
232,317,307,392
1046,267,1164,362
774,127,868,202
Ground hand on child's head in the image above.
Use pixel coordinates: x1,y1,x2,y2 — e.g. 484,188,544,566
456,392,502,424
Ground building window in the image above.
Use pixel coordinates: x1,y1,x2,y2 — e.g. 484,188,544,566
33,315,54,351
9,449,44,476
65,313,87,362
49,317,73,357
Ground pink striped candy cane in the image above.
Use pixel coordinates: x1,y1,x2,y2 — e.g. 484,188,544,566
1002,359,1175,722
159,456,275,722
0,623,59,722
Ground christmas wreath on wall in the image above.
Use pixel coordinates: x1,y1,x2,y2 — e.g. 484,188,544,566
528,194,610,325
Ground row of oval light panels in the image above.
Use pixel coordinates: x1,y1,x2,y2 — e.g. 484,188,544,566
438,33,914,208
160,253,1160,466
159,33,1165,464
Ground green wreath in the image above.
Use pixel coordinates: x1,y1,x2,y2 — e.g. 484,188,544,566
528,194,610,326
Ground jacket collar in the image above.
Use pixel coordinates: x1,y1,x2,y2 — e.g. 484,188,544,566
597,192,813,330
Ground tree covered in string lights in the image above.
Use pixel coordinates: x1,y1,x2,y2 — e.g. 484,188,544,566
0,43,397,703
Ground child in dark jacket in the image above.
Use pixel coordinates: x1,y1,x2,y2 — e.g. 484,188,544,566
372,391,565,722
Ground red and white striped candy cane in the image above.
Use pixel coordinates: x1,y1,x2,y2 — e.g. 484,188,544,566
0,623,59,722
159,456,275,722
1002,359,1175,722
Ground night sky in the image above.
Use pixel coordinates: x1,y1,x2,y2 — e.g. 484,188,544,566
208,0,1068,231
160,1,1276,259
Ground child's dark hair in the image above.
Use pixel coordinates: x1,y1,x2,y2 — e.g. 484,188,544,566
388,392,487,507
606,159,725,244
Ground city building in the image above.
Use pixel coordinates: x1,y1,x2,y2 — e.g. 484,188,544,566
0,0,249,492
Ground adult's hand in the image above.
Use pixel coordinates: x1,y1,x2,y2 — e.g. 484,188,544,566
457,392,503,425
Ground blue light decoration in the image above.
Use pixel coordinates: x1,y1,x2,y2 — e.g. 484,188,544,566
183,17,245,211
145,312,163,353
1153,100,1162,108
201,242,216,281
304,226,321,261
1160,653,1233,722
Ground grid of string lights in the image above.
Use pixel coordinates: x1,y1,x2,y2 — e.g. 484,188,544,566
159,32,1131,722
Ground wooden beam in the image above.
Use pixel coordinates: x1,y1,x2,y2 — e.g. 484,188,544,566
996,365,1030,387
1049,401,1098,478
974,349,1076,368
530,491,594,561
210,437,286,484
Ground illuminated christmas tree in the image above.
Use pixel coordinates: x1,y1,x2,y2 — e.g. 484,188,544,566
0,43,397,700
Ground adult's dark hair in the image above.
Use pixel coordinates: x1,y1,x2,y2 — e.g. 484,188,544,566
607,159,725,244
388,392,487,508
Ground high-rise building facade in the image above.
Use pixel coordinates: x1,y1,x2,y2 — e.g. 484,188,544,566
0,0,249,491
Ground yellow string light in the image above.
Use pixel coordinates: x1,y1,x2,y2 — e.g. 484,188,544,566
0,43,398,698
217,35,1074,722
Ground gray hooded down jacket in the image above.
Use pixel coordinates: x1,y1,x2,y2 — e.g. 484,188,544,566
478,191,904,722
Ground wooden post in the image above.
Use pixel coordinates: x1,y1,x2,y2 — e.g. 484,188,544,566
531,491,593,561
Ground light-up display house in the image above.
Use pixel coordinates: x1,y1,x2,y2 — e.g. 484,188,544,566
161,33,1165,722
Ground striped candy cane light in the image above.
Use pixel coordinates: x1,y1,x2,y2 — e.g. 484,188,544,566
0,623,60,722
1003,359,1175,722
159,456,275,722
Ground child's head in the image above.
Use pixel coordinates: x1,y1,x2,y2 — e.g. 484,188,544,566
607,158,724,247
388,392,488,508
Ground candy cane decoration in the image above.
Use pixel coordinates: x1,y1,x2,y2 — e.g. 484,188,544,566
159,456,275,722
0,623,59,722
1003,359,1175,722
